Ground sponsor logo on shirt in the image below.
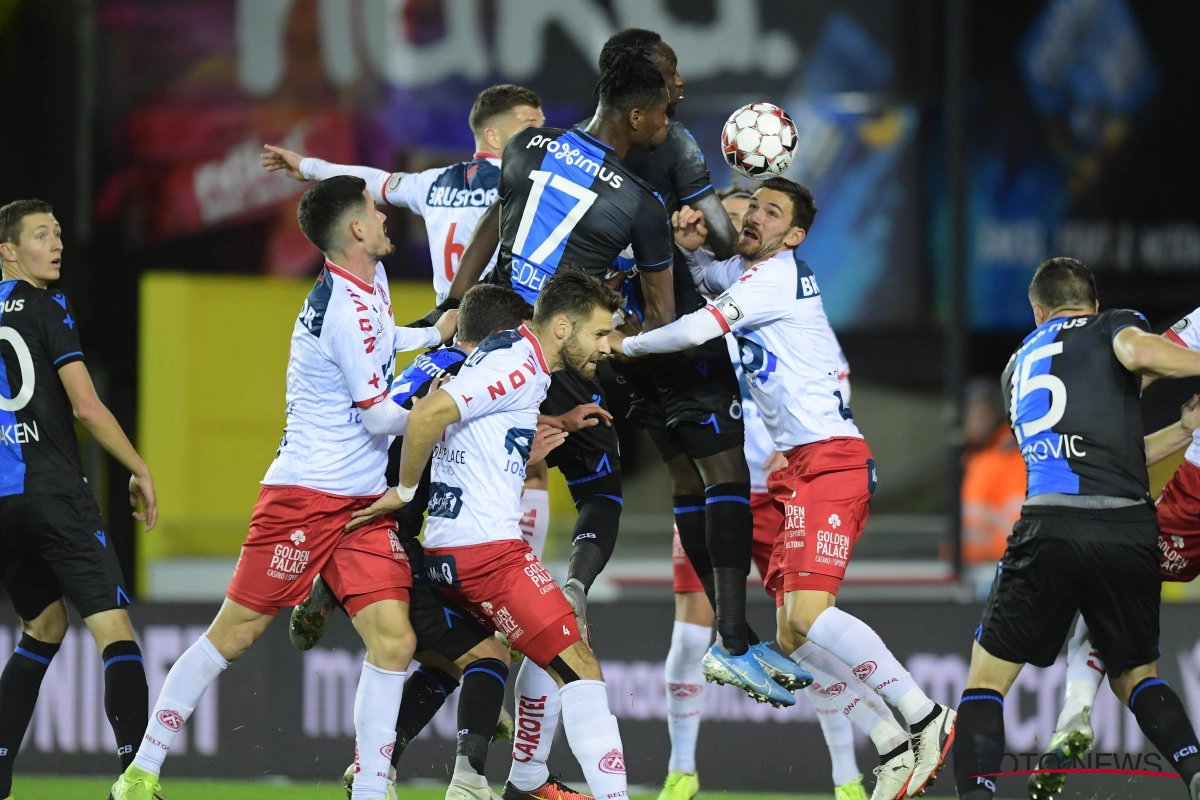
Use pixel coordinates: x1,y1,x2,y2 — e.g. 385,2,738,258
523,135,624,189
426,186,498,208
427,482,465,519
0,421,38,445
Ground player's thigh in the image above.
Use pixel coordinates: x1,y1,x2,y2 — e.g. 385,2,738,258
454,632,512,671
1156,489,1200,582
1109,661,1159,705
408,574,493,665
1077,535,1161,680
322,518,413,621
22,597,69,644
350,598,416,670
0,536,66,631
975,517,1077,669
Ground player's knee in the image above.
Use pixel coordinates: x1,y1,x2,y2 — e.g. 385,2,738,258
785,606,818,639
551,642,601,684
467,634,512,667
367,627,417,671
83,608,137,650
1110,663,1158,705
696,446,751,485
24,599,69,644
674,591,714,626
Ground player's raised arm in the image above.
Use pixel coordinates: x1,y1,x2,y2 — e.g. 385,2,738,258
1113,323,1200,378
1145,395,1200,467
689,192,739,260
262,144,424,208
446,199,501,303
631,192,676,330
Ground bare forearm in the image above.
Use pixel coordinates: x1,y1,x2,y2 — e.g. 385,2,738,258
691,193,738,260
79,404,147,476
397,410,446,489
1146,421,1193,467
639,269,676,331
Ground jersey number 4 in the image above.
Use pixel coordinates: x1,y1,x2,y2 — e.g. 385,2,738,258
1010,341,1066,440
512,170,598,263
0,327,35,412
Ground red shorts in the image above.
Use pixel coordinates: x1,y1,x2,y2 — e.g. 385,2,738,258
424,539,580,669
1157,459,1200,582
671,493,778,595
226,485,411,618
765,437,874,598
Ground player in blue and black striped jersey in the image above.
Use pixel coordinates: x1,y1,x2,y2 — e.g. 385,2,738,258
0,199,157,797
954,258,1200,800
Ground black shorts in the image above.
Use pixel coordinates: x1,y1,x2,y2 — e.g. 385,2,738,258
616,338,745,462
540,370,621,482
976,504,1161,677
401,536,490,662
0,488,130,620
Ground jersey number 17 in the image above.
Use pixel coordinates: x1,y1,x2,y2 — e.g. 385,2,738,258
512,170,598,264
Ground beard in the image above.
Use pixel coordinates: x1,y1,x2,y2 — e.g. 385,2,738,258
735,228,784,263
560,333,598,380
367,235,395,262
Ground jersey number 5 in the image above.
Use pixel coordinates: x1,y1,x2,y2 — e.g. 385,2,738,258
0,327,35,412
512,170,598,264
1011,341,1066,440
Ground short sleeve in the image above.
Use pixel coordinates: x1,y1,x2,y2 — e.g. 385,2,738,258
1104,308,1150,340
667,125,715,206
709,265,792,331
326,312,390,408
382,168,442,215
631,192,674,273
449,347,541,422
1166,307,1200,349
39,291,85,369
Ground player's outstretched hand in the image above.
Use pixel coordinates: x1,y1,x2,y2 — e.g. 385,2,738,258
606,329,631,360
129,470,158,531
527,423,569,466
261,144,307,181
1182,394,1200,432
543,403,613,433
435,309,460,343
671,204,708,252
762,450,788,475
346,488,405,531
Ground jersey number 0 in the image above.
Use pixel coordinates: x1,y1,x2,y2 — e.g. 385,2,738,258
0,327,35,412
512,170,598,264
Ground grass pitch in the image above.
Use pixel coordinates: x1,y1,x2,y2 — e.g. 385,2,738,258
10,777,834,800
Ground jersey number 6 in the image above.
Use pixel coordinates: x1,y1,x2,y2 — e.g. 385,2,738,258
512,170,598,264
0,326,35,412
1011,341,1066,440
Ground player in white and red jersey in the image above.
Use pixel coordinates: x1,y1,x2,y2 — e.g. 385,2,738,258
347,268,629,800
112,177,457,800
615,178,955,800
1025,308,1200,800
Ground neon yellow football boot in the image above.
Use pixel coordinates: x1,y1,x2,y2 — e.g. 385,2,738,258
655,771,699,800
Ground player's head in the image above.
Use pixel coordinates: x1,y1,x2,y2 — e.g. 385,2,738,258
738,178,816,263
297,176,393,263
1028,256,1098,325
0,199,61,287
594,45,670,148
457,284,534,348
600,28,684,114
531,266,622,380
469,84,544,156
718,187,753,233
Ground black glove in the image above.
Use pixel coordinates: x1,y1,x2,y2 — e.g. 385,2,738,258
405,296,460,328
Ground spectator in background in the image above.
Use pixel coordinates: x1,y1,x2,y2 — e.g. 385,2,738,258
961,377,1026,598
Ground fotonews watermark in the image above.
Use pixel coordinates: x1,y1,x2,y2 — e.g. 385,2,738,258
975,750,1174,778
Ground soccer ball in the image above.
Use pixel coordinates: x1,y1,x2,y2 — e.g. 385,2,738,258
721,102,797,179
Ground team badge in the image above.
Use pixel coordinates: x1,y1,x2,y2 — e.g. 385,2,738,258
715,294,744,323
599,749,626,774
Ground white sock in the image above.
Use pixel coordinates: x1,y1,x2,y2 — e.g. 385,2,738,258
792,641,908,755
520,489,551,560
351,662,406,800
664,621,711,774
809,685,861,785
560,680,627,800
806,606,935,726
133,635,228,776
1058,617,1104,730
508,659,562,791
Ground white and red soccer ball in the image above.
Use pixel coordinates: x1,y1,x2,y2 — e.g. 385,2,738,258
721,102,797,179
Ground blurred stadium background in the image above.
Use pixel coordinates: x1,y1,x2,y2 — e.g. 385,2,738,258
4,0,1200,797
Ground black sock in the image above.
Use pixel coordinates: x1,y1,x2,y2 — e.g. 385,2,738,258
745,624,761,647
909,702,943,734
713,568,749,655
455,658,509,775
101,641,148,770
881,741,910,764
674,494,711,580
393,666,458,767
705,484,752,655
952,688,1005,800
566,488,622,592
0,636,60,796
1128,678,1200,784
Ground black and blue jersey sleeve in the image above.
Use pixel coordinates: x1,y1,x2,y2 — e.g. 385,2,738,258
1101,308,1150,341
666,125,715,206
630,192,674,273
37,290,84,369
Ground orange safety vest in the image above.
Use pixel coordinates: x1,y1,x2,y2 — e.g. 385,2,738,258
961,425,1026,565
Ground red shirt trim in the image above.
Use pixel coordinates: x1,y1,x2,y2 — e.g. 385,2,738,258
381,173,393,202
706,304,731,334
354,389,389,409
519,325,549,373
474,151,499,160
325,260,375,294
1166,328,1188,347
837,368,851,380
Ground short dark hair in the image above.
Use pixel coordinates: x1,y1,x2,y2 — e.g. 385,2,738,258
594,45,666,115
0,199,54,245
457,284,534,344
532,266,621,328
599,28,662,72
297,176,369,255
757,177,817,232
469,85,541,138
717,186,753,202
1029,257,1097,310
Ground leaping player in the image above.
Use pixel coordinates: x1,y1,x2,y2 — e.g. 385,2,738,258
611,178,955,800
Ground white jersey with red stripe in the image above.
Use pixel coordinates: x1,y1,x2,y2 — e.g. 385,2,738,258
423,326,552,549
263,261,441,496
1167,308,1200,467
704,249,861,451
300,154,500,304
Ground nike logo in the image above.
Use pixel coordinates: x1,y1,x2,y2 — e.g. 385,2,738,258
731,664,771,691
